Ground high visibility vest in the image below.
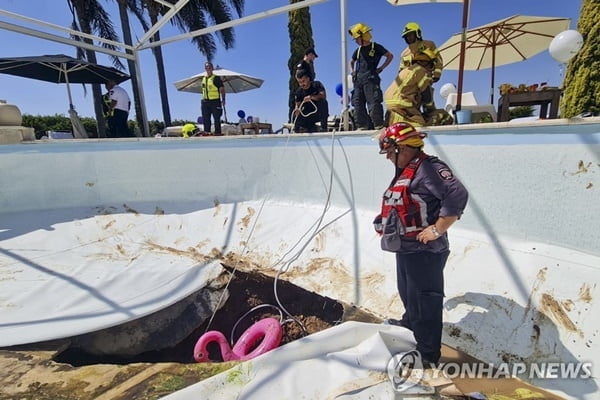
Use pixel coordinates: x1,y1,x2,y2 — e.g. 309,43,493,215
102,93,113,117
202,75,220,100
380,152,431,237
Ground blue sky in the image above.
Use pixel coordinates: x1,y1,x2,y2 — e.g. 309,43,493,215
0,0,583,131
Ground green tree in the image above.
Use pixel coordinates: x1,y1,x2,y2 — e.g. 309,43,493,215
561,0,600,117
287,0,315,121
22,113,99,138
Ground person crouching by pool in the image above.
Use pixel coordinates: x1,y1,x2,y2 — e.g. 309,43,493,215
293,69,328,133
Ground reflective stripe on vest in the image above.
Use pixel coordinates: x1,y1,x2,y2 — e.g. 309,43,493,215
202,75,220,100
102,93,113,117
380,152,430,236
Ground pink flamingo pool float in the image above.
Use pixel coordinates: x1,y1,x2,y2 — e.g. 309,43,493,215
193,317,283,362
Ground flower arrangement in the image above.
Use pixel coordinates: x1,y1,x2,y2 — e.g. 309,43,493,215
499,82,549,95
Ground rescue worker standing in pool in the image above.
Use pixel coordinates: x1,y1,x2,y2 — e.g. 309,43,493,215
348,22,393,130
373,122,468,366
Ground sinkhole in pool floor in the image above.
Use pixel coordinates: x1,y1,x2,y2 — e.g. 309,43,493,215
52,265,380,366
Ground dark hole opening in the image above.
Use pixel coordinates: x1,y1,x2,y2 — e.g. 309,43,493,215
44,266,378,366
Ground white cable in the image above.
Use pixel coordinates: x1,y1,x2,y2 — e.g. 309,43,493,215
203,111,350,340
202,134,294,334
290,99,318,134
272,127,353,334
230,304,284,343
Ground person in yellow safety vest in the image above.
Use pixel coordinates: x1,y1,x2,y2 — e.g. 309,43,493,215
399,22,443,117
201,62,226,135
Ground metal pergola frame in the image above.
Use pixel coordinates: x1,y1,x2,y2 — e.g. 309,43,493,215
0,0,351,136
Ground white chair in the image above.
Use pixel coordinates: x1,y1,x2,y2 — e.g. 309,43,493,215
445,91,497,122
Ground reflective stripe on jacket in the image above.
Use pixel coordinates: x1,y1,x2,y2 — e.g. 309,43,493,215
380,152,430,237
102,93,113,118
400,39,443,81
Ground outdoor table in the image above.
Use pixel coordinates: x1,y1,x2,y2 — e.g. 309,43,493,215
240,122,273,135
497,88,562,122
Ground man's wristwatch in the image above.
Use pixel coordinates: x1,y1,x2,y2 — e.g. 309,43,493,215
431,226,440,237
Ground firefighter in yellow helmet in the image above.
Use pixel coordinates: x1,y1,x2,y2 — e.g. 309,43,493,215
348,22,394,130
399,22,443,118
382,22,450,127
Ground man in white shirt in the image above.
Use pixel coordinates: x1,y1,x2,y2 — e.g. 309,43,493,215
105,80,134,137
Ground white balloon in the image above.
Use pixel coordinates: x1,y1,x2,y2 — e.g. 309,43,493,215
439,83,457,99
549,30,583,63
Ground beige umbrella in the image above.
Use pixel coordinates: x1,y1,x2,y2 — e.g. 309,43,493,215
173,68,264,94
438,15,570,103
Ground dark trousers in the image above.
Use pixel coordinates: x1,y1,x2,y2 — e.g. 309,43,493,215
294,99,327,133
201,99,223,134
108,109,133,138
351,78,384,129
395,250,449,363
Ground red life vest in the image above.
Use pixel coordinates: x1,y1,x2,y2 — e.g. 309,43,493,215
380,152,430,237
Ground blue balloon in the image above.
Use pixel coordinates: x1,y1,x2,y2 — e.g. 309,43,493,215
237,110,246,119
197,116,203,124
335,83,343,97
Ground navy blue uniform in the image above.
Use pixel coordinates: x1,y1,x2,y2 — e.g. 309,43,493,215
382,155,468,363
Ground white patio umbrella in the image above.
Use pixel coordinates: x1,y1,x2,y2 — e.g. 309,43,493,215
173,68,264,94
438,15,570,104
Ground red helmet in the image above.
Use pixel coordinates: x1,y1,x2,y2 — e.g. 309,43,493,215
378,122,427,154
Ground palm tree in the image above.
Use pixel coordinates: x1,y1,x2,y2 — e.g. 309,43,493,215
130,0,245,127
116,0,145,135
287,0,315,121
67,0,125,138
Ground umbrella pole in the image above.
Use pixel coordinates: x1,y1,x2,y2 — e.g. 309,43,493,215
456,0,470,111
490,46,496,105
63,64,75,111
341,0,349,131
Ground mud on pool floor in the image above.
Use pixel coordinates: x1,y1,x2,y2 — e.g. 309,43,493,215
0,265,381,399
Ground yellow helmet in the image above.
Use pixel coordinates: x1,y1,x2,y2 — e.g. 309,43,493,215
402,22,422,40
349,22,372,39
181,123,197,138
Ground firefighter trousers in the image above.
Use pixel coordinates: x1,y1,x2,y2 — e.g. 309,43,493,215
352,78,384,129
